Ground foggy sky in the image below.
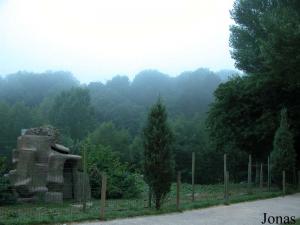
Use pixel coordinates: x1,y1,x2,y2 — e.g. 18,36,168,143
0,0,236,83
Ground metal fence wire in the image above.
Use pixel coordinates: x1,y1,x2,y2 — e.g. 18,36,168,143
0,153,299,225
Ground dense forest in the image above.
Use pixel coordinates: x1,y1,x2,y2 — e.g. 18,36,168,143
0,68,237,188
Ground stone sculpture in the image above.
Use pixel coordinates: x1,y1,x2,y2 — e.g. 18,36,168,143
8,126,90,203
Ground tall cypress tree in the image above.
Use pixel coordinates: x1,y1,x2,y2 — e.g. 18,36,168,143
143,98,174,209
270,108,296,186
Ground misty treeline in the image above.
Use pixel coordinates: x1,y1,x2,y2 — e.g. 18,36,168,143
0,68,235,188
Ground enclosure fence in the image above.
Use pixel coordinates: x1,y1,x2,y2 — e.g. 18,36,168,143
1,153,300,225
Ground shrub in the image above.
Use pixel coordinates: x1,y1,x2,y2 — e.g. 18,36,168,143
0,178,17,205
82,141,144,199
0,157,17,205
0,156,6,175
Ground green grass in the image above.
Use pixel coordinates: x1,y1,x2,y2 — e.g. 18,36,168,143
283,219,300,225
0,183,295,225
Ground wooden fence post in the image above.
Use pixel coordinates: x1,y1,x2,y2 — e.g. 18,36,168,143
255,161,259,185
248,155,252,194
176,172,181,210
192,152,195,202
226,171,229,205
83,146,87,212
282,170,286,196
260,163,263,189
148,187,152,208
298,171,300,190
224,154,226,197
268,156,270,191
100,172,107,220
224,154,229,205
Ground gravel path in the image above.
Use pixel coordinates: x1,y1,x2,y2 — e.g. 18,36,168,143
74,193,300,225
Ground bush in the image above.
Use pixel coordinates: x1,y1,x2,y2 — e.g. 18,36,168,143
0,177,17,205
0,157,17,205
0,156,6,175
119,172,145,198
82,141,145,199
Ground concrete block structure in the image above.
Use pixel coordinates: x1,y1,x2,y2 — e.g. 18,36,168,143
8,127,90,203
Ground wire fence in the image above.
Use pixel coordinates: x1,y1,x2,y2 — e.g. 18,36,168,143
0,153,299,225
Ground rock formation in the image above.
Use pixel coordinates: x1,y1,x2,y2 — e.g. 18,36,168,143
8,126,90,203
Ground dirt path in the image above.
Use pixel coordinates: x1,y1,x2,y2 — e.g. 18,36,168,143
74,193,300,225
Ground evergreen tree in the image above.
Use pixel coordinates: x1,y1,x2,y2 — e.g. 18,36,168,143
270,108,296,186
143,98,174,209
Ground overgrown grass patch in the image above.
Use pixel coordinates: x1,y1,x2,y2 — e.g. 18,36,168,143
0,183,294,225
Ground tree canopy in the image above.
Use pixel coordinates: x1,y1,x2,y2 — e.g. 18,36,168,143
49,87,95,140
207,0,300,168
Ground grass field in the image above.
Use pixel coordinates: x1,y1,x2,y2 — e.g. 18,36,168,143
0,183,288,225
